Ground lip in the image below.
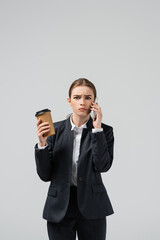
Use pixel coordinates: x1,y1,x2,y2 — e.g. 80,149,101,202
79,108,86,111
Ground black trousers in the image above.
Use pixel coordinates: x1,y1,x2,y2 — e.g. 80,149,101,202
47,186,107,240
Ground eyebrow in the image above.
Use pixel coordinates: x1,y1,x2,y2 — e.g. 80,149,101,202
73,95,92,96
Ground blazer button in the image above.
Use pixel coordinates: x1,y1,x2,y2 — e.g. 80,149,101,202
78,176,83,181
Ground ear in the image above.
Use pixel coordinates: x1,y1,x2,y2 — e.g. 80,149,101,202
67,97,72,107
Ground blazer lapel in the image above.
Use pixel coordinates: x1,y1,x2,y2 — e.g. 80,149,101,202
63,118,74,169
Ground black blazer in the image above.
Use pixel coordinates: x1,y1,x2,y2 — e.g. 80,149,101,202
34,115,114,223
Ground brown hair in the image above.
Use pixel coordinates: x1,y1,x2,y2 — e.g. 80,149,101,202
69,78,97,101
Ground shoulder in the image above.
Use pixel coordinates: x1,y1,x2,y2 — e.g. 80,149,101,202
46,119,67,144
101,122,113,131
101,122,114,140
101,122,114,137
53,119,66,130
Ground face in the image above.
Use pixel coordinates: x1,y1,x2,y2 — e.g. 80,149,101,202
67,85,95,118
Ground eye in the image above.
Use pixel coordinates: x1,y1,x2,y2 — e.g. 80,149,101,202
73,97,79,99
86,97,91,100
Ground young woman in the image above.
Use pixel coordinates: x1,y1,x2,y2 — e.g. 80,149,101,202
34,78,114,240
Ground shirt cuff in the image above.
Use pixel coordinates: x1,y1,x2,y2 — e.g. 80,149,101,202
92,128,103,133
38,142,48,149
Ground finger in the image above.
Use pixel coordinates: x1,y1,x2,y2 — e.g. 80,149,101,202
41,128,50,134
37,126,50,136
38,129,50,138
90,107,97,111
92,104,101,110
37,124,50,132
37,121,50,130
90,105,98,109
39,124,50,131
39,121,49,126
36,118,41,126
91,102,97,105
91,103,99,108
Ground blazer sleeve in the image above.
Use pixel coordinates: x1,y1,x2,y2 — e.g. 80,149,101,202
34,135,55,182
90,125,114,172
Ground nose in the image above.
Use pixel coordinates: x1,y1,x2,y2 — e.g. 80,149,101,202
80,98,85,105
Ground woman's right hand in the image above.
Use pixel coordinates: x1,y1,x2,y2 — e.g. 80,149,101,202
36,118,50,147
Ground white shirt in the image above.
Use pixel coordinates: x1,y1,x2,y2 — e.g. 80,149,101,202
38,115,103,186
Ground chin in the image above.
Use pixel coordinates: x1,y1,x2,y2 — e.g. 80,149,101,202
78,112,90,118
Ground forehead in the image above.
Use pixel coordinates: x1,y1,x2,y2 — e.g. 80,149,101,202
71,86,94,95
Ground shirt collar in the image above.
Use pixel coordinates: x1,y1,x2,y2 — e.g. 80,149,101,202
70,114,88,131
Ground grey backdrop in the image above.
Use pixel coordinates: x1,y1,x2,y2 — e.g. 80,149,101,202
0,0,159,239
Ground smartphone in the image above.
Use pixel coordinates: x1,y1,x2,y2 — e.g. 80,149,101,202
91,97,98,120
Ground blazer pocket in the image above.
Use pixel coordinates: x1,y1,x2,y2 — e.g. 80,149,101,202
92,184,106,193
48,187,57,197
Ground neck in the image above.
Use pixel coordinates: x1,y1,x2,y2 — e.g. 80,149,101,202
71,113,90,127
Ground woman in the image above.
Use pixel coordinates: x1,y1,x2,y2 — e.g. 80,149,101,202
34,78,114,240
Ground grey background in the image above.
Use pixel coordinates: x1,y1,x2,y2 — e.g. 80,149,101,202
0,0,159,239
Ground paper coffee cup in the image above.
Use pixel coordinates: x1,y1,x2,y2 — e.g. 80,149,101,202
35,108,55,137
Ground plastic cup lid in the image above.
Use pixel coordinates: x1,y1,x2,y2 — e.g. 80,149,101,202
35,108,51,117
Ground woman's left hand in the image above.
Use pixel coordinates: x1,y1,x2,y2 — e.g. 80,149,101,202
90,102,103,128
